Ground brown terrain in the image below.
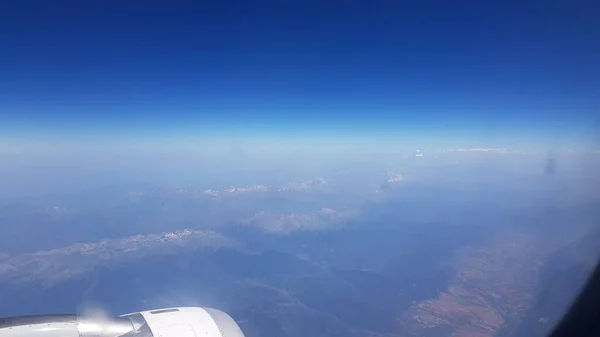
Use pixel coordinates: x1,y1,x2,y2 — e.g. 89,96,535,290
402,233,550,337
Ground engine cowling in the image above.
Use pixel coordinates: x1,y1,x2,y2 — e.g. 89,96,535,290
0,307,245,337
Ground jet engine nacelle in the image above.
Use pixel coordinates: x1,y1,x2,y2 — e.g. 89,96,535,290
0,307,245,337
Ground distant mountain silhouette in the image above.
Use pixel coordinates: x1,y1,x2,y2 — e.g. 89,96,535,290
0,222,486,337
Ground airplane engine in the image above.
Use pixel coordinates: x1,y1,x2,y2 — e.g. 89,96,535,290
0,307,245,337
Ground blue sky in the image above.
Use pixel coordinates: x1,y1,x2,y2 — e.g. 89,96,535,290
0,0,598,148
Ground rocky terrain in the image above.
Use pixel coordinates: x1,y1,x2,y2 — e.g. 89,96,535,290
0,161,597,337
0,214,597,337
403,233,546,337
0,230,236,285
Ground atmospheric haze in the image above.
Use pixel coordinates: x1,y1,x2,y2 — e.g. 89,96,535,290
1,1,599,336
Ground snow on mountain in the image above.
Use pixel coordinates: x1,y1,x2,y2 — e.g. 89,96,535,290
199,178,327,197
387,173,404,184
240,206,355,234
0,230,236,284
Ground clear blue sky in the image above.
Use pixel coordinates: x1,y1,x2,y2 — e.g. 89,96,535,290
0,0,598,147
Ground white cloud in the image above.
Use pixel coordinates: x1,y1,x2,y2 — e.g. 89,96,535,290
444,148,509,153
442,148,535,155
